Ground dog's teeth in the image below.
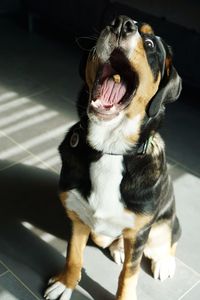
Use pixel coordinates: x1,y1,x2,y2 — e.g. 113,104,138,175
113,74,121,83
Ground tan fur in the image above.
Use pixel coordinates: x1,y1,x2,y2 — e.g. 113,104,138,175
117,258,139,300
126,129,141,145
52,209,90,289
60,191,68,208
125,38,161,120
56,192,91,289
116,214,153,300
140,24,154,34
124,213,153,239
165,57,172,77
85,54,100,91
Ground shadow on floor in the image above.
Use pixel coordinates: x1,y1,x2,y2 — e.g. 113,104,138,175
0,161,115,299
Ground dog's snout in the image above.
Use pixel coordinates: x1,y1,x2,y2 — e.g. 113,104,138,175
110,15,137,37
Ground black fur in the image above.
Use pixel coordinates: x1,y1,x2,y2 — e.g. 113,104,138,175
59,120,102,199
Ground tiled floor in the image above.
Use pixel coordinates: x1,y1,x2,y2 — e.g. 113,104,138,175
0,17,199,300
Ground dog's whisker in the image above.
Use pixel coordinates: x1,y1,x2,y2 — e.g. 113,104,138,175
75,36,97,51
77,36,97,41
90,46,97,59
92,27,100,34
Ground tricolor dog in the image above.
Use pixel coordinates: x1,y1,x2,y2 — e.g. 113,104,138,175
44,15,182,300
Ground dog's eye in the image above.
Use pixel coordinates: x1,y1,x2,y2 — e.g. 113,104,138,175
145,38,154,48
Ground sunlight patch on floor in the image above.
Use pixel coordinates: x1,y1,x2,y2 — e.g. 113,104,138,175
0,105,46,127
0,88,76,173
0,91,18,103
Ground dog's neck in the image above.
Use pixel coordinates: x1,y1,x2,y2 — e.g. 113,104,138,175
79,113,160,157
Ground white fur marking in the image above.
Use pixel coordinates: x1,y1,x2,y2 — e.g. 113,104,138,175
44,281,72,300
87,114,142,155
120,31,141,59
151,256,176,281
65,155,134,237
109,238,125,265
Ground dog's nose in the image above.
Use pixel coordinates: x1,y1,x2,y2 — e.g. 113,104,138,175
110,15,137,37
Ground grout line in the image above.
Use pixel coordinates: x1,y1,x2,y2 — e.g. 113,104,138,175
17,87,50,100
0,159,27,172
176,257,200,278
0,260,41,300
167,157,178,168
0,129,59,174
167,156,200,178
178,279,200,300
60,95,77,106
0,270,9,277
167,162,178,171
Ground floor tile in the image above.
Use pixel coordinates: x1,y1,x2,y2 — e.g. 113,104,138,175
180,281,200,299
0,272,37,300
169,166,200,273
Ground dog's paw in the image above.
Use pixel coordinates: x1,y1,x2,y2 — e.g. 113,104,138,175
109,238,124,265
44,279,72,300
151,256,176,281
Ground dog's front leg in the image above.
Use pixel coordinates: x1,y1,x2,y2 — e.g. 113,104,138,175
44,210,90,300
116,216,151,300
116,231,141,300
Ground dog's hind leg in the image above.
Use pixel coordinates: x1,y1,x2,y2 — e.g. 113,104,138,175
144,216,181,281
91,231,116,248
109,236,125,265
44,209,90,300
91,232,125,264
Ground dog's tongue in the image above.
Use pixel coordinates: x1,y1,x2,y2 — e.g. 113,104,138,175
99,77,126,107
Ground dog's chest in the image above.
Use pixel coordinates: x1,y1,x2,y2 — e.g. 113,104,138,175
89,155,123,217
66,155,134,237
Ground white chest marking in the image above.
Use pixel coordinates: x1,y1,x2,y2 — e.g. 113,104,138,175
87,114,142,155
65,155,134,237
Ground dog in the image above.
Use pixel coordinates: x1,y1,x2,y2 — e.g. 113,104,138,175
44,15,182,300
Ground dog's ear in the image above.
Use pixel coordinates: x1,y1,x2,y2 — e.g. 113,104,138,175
147,64,182,118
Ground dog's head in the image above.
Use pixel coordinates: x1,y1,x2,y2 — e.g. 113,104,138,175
85,15,182,124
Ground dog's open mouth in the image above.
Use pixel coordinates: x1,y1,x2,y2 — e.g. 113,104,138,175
89,49,138,120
